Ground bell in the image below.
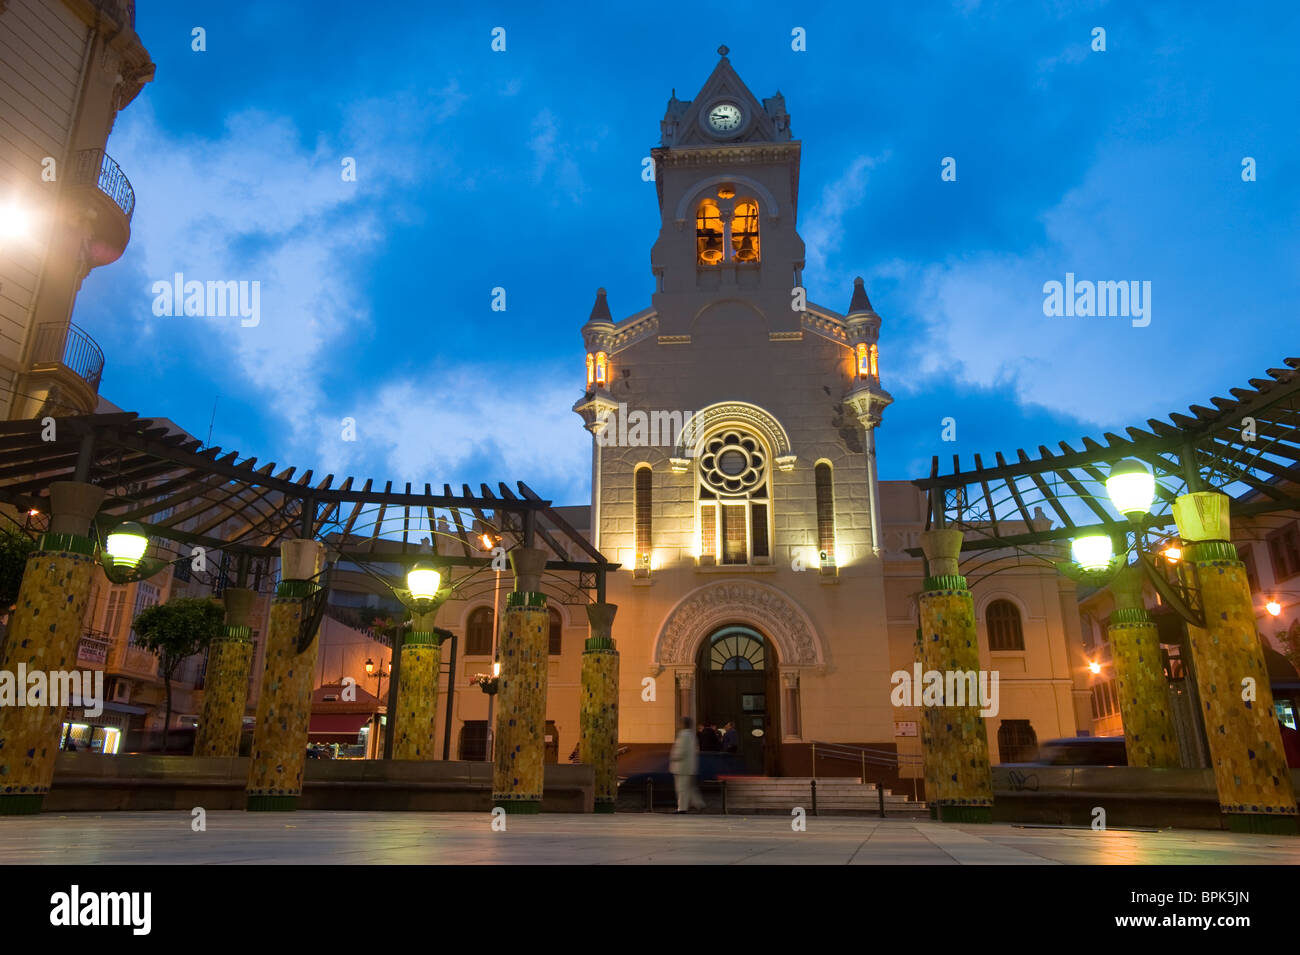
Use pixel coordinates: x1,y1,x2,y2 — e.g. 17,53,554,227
699,234,724,264
735,236,758,262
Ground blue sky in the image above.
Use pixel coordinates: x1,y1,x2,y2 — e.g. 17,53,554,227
74,0,1300,507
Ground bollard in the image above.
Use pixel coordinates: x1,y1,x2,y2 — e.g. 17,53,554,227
811,778,818,816
878,784,886,818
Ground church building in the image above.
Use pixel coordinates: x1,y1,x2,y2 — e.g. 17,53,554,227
563,49,1092,785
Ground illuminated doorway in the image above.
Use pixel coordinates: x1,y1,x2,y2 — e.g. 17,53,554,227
696,625,780,775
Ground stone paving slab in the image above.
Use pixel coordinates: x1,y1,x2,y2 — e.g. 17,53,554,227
0,812,1298,864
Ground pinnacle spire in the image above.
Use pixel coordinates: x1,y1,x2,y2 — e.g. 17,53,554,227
848,276,874,315
588,287,612,324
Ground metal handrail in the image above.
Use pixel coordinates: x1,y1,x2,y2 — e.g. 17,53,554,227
71,148,135,220
29,322,105,391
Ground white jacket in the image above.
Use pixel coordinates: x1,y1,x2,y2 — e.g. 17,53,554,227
669,728,699,776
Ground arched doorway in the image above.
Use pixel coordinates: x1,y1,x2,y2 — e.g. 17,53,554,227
696,625,781,775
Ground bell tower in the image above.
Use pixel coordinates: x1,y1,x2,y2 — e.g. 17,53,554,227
649,47,805,335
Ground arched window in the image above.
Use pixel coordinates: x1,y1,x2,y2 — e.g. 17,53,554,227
594,351,608,387
696,196,761,265
697,428,771,566
466,606,495,655
548,606,563,656
709,628,766,671
585,352,595,387
869,344,879,379
987,599,1025,651
635,466,652,571
814,462,835,567
997,719,1038,763
696,199,724,264
731,200,760,262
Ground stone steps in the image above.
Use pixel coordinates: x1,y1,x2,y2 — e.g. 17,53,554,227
718,777,926,813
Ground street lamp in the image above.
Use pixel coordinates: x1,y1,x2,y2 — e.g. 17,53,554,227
1106,458,1156,519
1070,534,1114,573
100,521,173,584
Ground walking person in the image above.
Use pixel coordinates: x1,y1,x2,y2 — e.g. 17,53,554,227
670,716,705,813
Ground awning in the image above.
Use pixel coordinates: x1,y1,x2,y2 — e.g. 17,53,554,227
308,713,373,740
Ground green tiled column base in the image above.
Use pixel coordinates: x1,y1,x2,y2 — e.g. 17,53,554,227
938,805,993,824
0,794,44,815
247,795,299,812
493,799,541,814
594,799,616,813
1224,813,1298,835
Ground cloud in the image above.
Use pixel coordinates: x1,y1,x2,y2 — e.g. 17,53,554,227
100,90,600,501
802,153,888,284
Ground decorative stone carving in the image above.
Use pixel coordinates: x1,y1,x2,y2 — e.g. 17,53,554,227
654,579,825,667
673,401,792,460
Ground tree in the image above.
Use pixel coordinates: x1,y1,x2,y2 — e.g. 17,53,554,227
0,527,37,658
131,597,225,752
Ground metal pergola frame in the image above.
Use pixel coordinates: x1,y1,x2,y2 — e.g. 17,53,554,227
0,412,617,604
910,357,1300,556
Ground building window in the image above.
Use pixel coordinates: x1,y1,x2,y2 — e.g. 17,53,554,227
696,428,771,565
594,351,608,388
1238,544,1259,592
585,352,595,387
696,199,724,264
709,629,766,670
986,600,1025,651
696,197,761,265
731,200,760,262
1091,678,1119,720
869,343,879,379
459,720,489,761
1267,523,1300,581
997,720,1038,763
466,606,495,655
548,606,562,656
635,466,652,566
127,582,160,646
814,463,835,566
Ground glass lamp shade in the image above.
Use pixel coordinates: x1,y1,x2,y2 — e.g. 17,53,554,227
406,563,442,601
105,522,149,568
1071,534,1114,572
1106,459,1155,516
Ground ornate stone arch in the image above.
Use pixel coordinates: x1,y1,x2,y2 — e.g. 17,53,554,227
673,174,781,227
673,400,793,461
652,579,826,668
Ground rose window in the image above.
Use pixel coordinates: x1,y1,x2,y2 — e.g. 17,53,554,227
700,430,766,496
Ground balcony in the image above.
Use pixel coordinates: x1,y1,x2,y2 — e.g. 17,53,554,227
69,148,134,266
30,322,105,393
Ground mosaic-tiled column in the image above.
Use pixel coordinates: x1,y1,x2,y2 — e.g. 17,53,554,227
492,547,549,814
393,608,441,760
916,529,993,823
1107,566,1180,768
1174,492,1298,833
579,602,619,812
0,482,104,815
193,588,256,758
246,539,324,811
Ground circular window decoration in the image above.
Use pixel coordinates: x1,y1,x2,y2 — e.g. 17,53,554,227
699,430,766,495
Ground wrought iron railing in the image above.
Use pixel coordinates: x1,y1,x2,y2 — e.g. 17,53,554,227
30,322,105,391
71,148,135,220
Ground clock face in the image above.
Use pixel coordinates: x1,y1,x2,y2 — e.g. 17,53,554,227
707,103,743,133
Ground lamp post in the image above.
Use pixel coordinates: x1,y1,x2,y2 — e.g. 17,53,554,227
364,657,388,704
387,560,453,761
1065,460,1298,832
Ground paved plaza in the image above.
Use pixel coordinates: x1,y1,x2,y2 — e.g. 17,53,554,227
2,812,1298,864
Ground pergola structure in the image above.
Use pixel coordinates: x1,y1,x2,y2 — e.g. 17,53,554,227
912,356,1300,552
905,356,1300,832
0,411,622,815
